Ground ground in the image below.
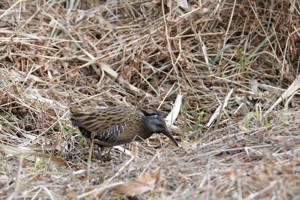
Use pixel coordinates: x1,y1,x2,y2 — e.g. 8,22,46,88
0,0,300,199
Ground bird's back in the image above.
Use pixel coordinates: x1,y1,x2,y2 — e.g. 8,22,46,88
70,107,146,147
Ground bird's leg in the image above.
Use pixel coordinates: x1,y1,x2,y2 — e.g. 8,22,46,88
103,147,112,161
95,145,104,160
89,132,103,160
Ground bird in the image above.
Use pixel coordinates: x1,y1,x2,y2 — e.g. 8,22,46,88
69,106,179,150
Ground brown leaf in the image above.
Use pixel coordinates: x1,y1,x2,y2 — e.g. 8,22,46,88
113,169,160,196
238,124,248,131
122,60,136,81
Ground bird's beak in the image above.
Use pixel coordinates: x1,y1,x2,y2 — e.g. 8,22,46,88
163,129,179,146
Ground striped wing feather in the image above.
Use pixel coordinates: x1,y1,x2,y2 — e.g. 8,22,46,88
70,107,143,139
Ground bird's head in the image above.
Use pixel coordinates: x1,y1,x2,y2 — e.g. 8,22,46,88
140,108,179,146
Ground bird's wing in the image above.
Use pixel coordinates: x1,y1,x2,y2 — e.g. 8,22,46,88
70,107,143,137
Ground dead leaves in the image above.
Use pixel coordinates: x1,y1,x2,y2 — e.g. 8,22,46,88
113,169,161,196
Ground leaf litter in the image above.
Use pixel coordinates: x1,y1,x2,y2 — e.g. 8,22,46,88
0,0,300,199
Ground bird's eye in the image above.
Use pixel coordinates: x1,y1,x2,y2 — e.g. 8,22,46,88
156,123,163,127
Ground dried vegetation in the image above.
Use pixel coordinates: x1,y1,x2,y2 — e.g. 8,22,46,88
1,0,300,199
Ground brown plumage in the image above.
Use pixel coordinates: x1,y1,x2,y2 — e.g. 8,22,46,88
70,107,179,148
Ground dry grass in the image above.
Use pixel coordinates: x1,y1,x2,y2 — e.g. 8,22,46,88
1,0,300,199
